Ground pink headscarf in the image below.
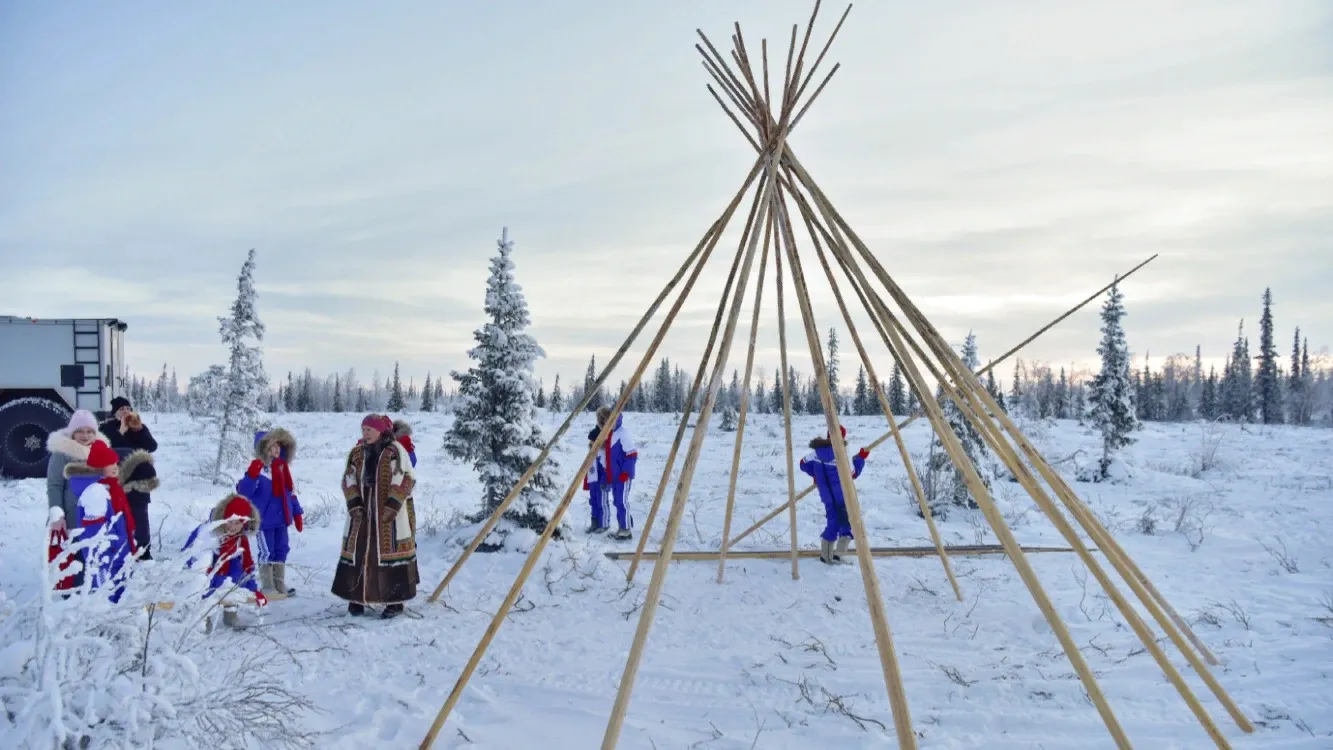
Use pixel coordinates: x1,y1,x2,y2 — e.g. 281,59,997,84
361,414,393,434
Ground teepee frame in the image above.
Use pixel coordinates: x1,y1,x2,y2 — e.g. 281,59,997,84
420,4,1248,748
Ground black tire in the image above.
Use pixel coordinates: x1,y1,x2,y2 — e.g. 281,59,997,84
0,397,73,479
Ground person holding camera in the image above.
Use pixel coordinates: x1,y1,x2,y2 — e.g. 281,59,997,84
98,397,160,558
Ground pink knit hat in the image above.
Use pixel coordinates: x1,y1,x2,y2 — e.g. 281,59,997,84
361,414,393,433
67,410,98,432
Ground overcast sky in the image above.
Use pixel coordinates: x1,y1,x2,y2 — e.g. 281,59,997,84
3,0,1330,393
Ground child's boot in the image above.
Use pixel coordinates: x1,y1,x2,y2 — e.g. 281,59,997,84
222,602,240,629
258,564,274,594
819,539,835,564
834,536,853,564
274,563,295,596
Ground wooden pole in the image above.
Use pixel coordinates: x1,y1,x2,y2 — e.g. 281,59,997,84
417,167,772,750
770,189,918,748
783,163,1133,749
601,153,779,750
784,186,962,601
608,544,1079,562
720,254,1157,550
772,207,801,580
803,163,1247,733
425,155,769,604
855,260,1233,746
717,212,772,583
625,176,772,584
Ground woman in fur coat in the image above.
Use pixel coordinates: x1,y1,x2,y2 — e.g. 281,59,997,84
236,428,304,598
332,414,418,619
45,410,112,589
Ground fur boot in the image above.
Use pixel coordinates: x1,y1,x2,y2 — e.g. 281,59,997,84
834,536,852,564
273,563,294,596
819,539,836,565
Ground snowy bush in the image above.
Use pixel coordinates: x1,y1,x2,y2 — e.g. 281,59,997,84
0,527,317,749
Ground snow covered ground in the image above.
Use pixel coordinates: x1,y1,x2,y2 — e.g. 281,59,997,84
2,411,1331,748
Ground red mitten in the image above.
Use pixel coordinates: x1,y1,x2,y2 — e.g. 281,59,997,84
856,448,870,460
618,472,629,483
293,514,304,533
583,477,590,491
246,459,264,479
254,591,268,608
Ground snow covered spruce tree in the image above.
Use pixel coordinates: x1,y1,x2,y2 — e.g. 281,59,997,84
443,228,560,537
1255,288,1283,424
195,249,268,484
386,361,406,412
920,331,990,519
1085,280,1139,481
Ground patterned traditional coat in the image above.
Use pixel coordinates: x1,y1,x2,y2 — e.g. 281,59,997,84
330,434,419,605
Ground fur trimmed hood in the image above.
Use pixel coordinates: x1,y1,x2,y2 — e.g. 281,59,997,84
119,449,160,494
393,420,412,438
209,493,261,536
809,436,833,450
254,427,297,463
47,430,110,462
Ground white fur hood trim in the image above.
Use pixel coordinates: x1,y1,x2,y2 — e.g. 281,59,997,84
393,440,416,478
46,430,110,461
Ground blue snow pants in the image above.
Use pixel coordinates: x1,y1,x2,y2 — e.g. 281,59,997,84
820,496,852,543
204,556,260,599
259,526,290,563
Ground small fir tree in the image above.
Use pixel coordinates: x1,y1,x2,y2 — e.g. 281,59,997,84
420,373,435,412
443,228,560,535
922,332,990,518
199,249,268,484
583,356,602,411
333,374,345,413
826,327,841,413
853,365,873,415
887,361,906,415
1086,282,1139,480
549,374,564,412
1255,288,1283,424
386,362,406,412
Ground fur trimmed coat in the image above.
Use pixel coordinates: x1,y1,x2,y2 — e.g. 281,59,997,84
46,431,113,529
331,433,419,605
118,449,160,505
236,427,304,529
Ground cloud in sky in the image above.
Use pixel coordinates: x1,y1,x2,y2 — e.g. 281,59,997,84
2,0,1330,390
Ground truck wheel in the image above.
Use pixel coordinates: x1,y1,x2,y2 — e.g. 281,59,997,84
0,397,73,479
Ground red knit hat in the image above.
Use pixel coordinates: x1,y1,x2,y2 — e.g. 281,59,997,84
361,414,393,433
222,495,252,521
827,425,847,440
86,441,119,470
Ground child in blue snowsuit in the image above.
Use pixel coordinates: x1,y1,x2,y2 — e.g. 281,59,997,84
799,425,870,564
66,440,138,602
237,428,303,598
584,426,609,534
594,407,638,540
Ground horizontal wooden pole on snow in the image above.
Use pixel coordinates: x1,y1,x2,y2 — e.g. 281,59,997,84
605,544,1082,562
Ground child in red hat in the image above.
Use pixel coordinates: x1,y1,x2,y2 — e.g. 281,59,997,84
192,493,268,609
70,440,138,601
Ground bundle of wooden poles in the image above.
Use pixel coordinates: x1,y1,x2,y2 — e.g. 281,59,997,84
419,3,1251,748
